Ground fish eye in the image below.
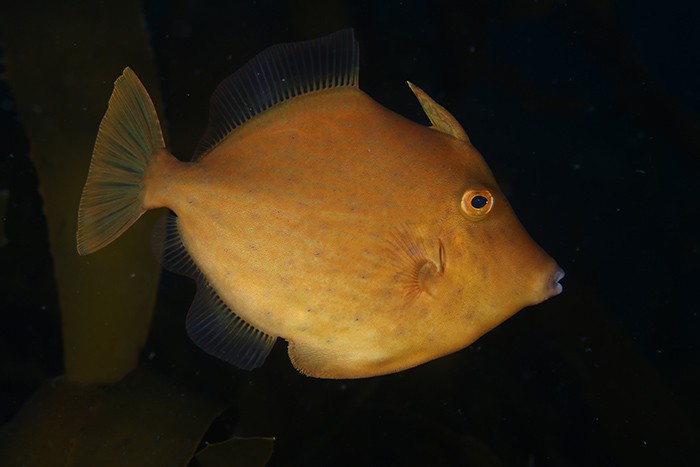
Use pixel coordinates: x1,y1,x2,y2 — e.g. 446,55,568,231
471,195,488,209
461,189,494,220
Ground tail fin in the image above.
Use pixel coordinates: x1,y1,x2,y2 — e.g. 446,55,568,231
77,67,165,255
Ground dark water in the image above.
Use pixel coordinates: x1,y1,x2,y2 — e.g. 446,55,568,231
1,1,699,466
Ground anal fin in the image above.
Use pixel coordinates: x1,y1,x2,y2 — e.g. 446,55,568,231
187,281,277,370
153,212,276,370
152,212,200,278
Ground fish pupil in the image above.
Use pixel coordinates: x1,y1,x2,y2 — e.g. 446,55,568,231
471,195,488,209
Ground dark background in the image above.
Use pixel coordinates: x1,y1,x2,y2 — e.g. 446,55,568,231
2,0,699,465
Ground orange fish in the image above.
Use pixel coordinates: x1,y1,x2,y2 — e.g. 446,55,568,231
77,30,564,378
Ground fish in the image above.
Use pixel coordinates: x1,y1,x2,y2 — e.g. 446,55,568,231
76,30,564,379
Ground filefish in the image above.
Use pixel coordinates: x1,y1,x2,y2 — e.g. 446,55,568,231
77,30,564,379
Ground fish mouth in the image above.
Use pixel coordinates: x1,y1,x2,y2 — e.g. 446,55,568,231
547,267,565,298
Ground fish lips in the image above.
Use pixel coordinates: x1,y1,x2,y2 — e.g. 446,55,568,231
547,267,566,298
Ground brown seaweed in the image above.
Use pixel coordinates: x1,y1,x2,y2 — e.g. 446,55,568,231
0,367,275,467
0,0,163,384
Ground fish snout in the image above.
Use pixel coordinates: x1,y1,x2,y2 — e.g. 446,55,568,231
545,266,565,298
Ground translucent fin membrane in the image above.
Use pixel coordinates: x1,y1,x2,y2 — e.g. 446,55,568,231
153,212,200,279
193,29,359,160
77,67,164,255
156,212,276,370
187,281,277,370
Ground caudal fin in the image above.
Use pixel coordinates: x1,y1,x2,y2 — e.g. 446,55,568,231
77,67,165,255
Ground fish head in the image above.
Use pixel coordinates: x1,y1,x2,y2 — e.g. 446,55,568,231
404,83,563,352
432,142,564,346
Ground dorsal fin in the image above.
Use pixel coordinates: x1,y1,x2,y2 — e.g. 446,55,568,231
407,81,469,142
194,29,359,159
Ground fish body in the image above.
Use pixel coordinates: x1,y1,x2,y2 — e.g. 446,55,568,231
78,30,564,378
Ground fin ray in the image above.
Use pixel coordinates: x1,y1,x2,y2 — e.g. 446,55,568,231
154,213,277,370
152,212,201,278
193,29,359,159
387,223,445,301
187,282,277,370
77,67,164,255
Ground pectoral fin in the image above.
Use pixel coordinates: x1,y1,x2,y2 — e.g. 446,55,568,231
387,224,446,301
